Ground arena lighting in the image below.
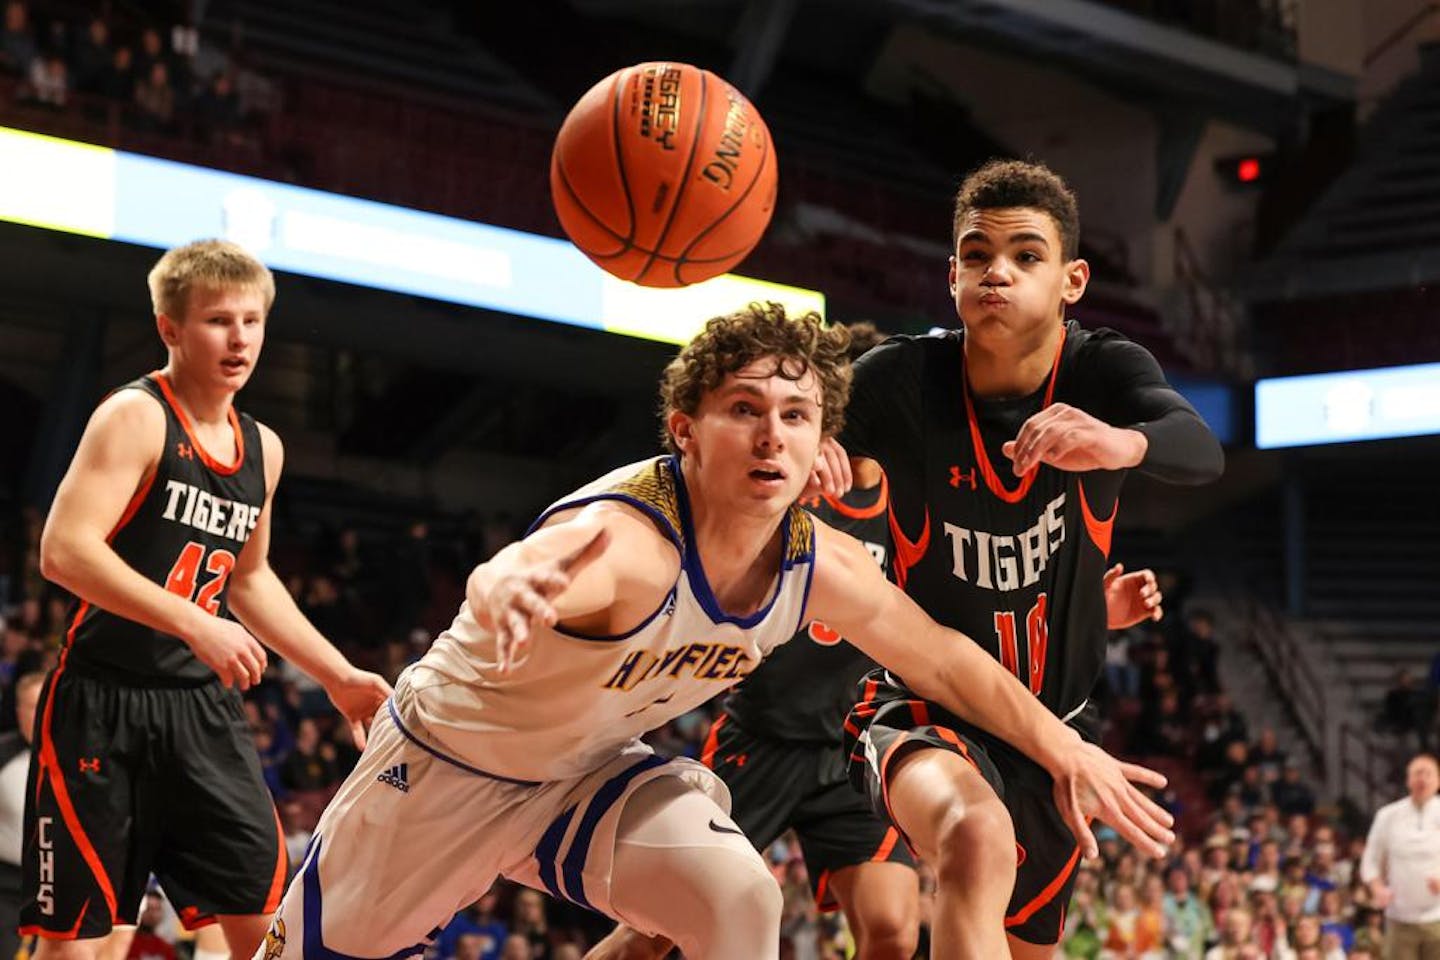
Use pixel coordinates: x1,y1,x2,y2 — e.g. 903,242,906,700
0,125,824,345
1255,362,1440,448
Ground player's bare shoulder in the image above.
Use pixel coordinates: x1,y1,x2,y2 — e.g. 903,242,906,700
254,420,284,490
83,385,168,470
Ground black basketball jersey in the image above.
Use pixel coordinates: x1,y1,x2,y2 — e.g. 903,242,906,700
841,321,1219,735
722,480,891,744
61,374,267,684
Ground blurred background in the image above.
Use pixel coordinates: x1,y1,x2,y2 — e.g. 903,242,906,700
0,0,1437,957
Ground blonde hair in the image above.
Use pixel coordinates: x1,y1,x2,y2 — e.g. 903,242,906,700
147,239,275,318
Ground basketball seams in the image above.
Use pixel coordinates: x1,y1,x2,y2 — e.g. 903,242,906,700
634,68,710,285
671,101,774,284
553,161,631,256
610,67,638,246
552,62,774,287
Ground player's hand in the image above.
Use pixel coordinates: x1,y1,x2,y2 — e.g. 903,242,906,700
1104,563,1163,629
1428,876,1440,896
800,437,853,501
1050,741,1173,860
1002,403,1146,475
489,526,610,674
186,616,267,690
1371,882,1394,908
325,668,393,750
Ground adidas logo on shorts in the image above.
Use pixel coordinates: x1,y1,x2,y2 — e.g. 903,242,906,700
377,763,409,793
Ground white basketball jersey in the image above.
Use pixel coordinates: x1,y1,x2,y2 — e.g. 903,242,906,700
397,456,817,782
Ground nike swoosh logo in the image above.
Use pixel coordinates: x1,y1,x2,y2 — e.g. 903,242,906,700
708,819,744,836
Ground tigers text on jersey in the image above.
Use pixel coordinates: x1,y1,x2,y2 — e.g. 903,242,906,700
841,322,1214,729
62,374,266,684
399,455,817,783
722,479,890,744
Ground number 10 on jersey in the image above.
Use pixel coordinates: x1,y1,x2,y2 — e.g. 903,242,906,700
993,593,1049,695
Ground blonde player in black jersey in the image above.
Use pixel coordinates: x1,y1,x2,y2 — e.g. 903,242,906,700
26,240,391,956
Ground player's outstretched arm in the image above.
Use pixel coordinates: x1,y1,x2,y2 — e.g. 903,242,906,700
228,425,390,744
466,501,676,673
809,523,1175,860
40,390,269,690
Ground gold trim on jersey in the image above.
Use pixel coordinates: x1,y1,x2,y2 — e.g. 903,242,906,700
608,459,685,550
785,504,814,563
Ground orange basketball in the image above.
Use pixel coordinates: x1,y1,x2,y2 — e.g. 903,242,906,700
550,62,777,288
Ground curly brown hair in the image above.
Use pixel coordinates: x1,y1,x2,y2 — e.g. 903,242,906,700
952,159,1080,260
659,301,851,454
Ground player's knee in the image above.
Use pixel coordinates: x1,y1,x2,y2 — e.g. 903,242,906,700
725,855,783,927
930,793,1015,887
851,909,919,960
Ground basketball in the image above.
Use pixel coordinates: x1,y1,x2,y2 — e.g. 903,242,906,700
550,62,778,288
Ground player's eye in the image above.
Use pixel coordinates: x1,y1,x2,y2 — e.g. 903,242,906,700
960,250,988,262
1018,250,1042,263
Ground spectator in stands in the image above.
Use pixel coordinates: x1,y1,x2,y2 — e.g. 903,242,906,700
133,27,167,87
1204,905,1252,960
23,50,65,108
511,888,550,958
1361,752,1440,959
133,60,176,131
1164,864,1214,959
1199,694,1250,773
1250,727,1287,783
71,16,111,94
128,891,178,960
498,936,529,960
436,886,508,960
0,0,36,78
1282,913,1324,958
1105,626,1141,699
1380,669,1434,751
96,43,134,103
279,717,338,792
1273,762,1317,818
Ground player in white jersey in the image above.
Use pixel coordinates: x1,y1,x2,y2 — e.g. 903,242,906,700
256,302,1175,960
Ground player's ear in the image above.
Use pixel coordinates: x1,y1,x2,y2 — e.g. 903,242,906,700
1061,258,1090,306
155,312,181,347
668,409,695,454
947,255,958,299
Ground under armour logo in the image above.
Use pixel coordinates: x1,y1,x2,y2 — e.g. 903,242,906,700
949,465,976,490
78,757,100,773
176,442,194,460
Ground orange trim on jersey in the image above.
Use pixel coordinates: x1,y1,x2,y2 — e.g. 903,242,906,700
1004,842,1081,930
962,327,1067,504
908,699,931,728
886,504,930,590
822,473,888,520
35,654,120,924
263,804,288,913
109,469,157,541
152,372,244,475
700,714,727,769
1078,480,1117,558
